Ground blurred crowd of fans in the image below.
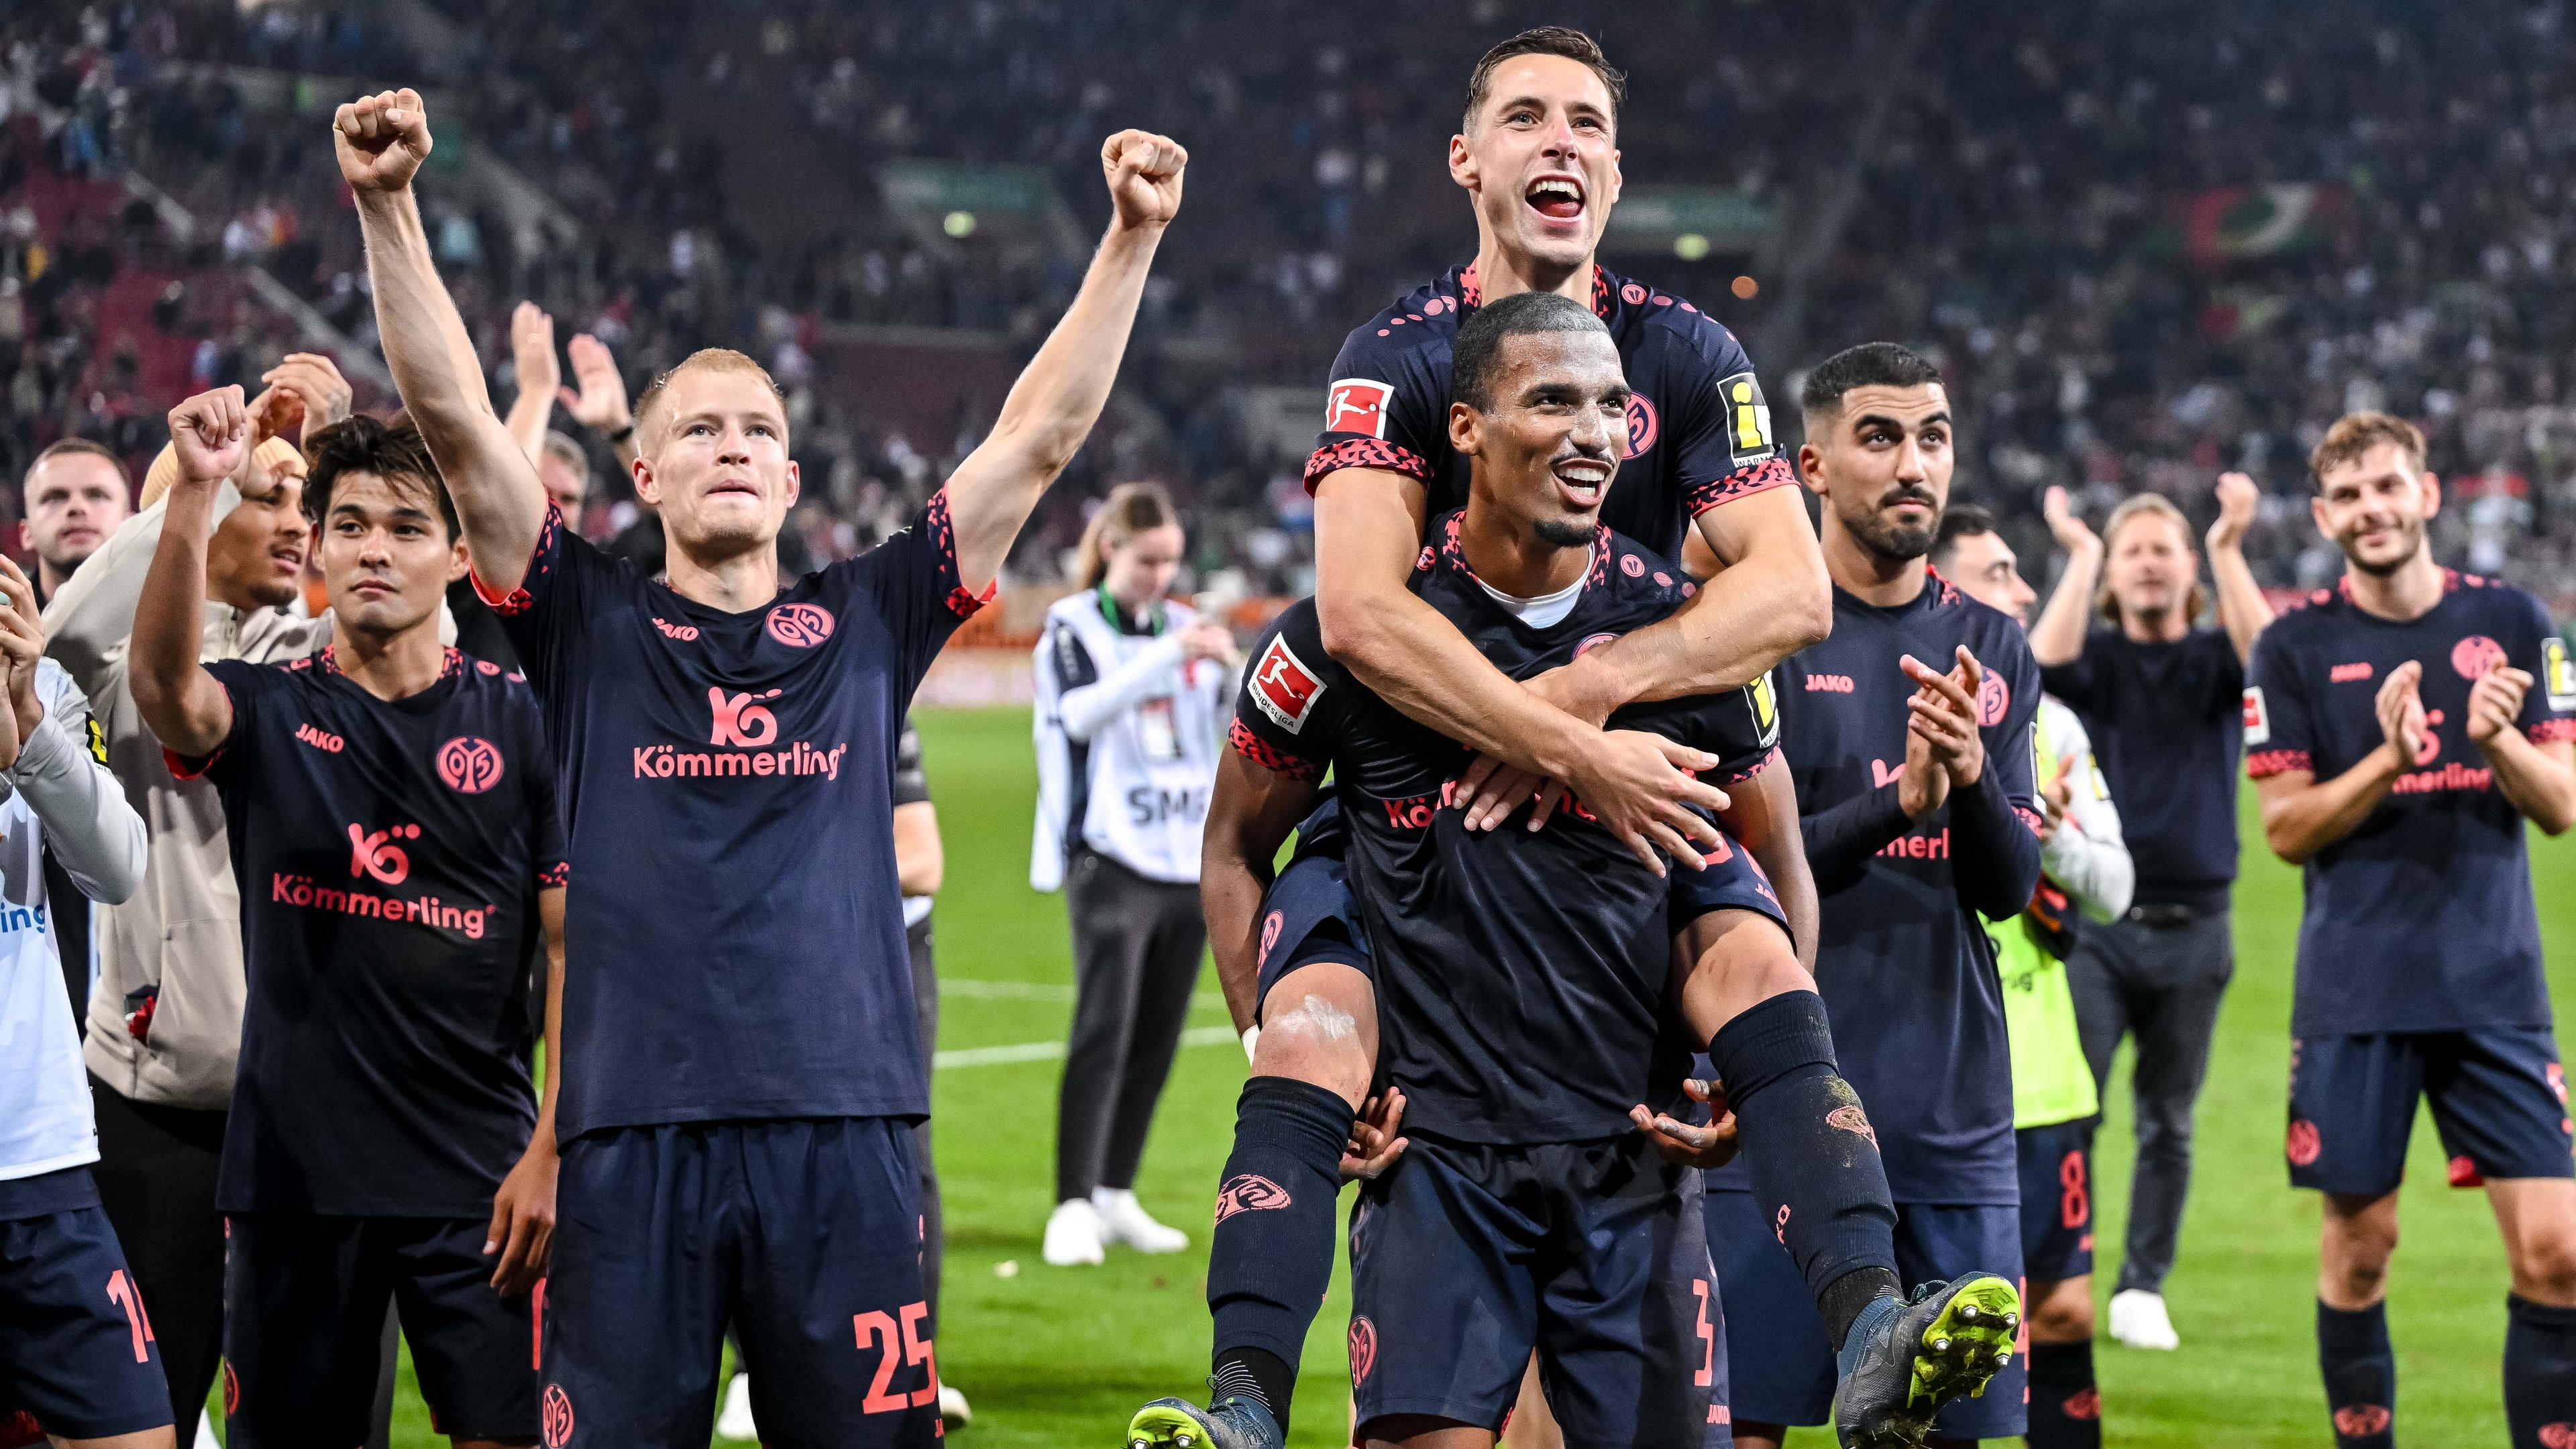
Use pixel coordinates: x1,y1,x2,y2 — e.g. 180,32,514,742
8,0,2576,611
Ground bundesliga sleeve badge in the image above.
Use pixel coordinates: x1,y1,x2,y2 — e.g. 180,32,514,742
2242,686,2270,745
1324,378,1394,439
1249,636,1328,735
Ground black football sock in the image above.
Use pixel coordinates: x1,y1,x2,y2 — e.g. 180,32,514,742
2506,1293,2576,1446
1707,990,1899,1349
2318,1299,2396,1448
1205,1075,1352,1433
2026,1338,2102,1449
1819,1264,1903,1351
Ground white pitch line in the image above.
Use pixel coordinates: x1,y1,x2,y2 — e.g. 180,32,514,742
940,978,1227,1010
934,1024,1239,1071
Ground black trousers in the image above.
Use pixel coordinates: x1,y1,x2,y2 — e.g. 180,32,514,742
1055,849,1206,1203
908,913,943,1325
87,1075,227,1433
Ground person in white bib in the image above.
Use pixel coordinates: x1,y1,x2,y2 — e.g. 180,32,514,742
1032,484,1239,1265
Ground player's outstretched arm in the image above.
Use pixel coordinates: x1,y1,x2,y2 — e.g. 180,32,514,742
1201,747,1318,1038
1567,488,1833,708
2257,660,2420,863
0,561,145,904
337,89,548,594
2467,661,2576,834
2029,486,2102,668
502,301,559,467
938,130,1184,592
2206,472,2275,666
129,390,251,760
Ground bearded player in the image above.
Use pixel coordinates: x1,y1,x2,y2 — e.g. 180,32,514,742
336,86,1186,1446
2248,412,2576,1449
1144,26,1841,1441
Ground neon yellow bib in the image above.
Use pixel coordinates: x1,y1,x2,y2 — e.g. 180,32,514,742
1995,704,2100,1129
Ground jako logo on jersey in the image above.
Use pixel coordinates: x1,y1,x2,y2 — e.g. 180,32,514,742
348,822,418,885
1325,378,1393,438
1249,637,1327,735
767,602,835,648
651,616,700,641
1213,1173,1291,1226
1807,674,1856,693
2453,633,2508,679
1625,393,1658,455
1976,669,2009,727
295,722,344,753
1347,1317,1377,1387
541,1385,574,1449
710,687,783,747
437,737,505,794
2329,661,2375,683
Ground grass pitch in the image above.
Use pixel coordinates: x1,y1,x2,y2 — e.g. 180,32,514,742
342,703,2573,1446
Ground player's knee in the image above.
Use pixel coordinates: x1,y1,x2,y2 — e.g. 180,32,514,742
2510,1228,2576,1303
1254,994,1373,1105
2027,1277,2094,1342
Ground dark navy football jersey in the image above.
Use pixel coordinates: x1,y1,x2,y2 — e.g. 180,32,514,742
1229,513,1780,1144
181,647,565,1216
1758,572,2044,1205
1304,262,1793,559
2040,627,2243,910
2244,572,2576,1036
479,497,989,1140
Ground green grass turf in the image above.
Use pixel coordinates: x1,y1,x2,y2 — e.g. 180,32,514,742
323,702,2573,1446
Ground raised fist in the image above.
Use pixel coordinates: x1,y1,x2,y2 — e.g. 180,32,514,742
2208,471,2261,551
334,87,433,193
168,386,252,488
1101,129,1187,232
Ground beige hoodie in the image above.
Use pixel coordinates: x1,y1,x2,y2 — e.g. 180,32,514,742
43,482,330,1110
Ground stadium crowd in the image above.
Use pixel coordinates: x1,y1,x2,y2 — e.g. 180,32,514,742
6,7,2576,1449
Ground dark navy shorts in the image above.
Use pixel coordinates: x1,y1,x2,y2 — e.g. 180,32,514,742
1707,1189,2025,1440
1668,830,1789,936
1252,853,1371,1020
2015,1120,2094,1283
0,1168,173,1443
543,1116,936,1448
1348,1131,1729,1449
224,1211,536,1446
2287,1028,2576,1196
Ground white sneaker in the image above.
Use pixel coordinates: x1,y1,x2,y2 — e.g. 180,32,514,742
716,1371,759,1440
2108,1288,2181,1350
939,1382,973,1428
1093,1187,1190,1254
1043,1197,1106,1266
196,1410,222,1449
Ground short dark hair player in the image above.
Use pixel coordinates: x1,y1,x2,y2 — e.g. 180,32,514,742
131,395,567,1449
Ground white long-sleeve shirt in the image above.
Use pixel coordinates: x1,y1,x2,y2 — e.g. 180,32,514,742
1030,592,1235,889
2035,694,2133,922
2,658,150,1181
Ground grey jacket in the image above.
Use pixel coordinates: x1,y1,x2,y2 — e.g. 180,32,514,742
43,484,329,1110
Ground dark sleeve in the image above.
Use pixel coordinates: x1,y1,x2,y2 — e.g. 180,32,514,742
1798,782,1915,890
471,504,617,695
1948,639,2045,921
2243,621,2314,777
2511,592,2576,743
2037,630,2106,710
166,659,282,786
843,490,998,702
1301,323,1447,493
2197,627,2245,716
893,716,931,808
1613,668,1781,782
521,692,570,888
1228,603,1341,780
1667,321,1797,517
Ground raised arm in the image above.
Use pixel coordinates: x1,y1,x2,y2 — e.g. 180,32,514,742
2030,486,2102,669
1202,749,1320,1037
0,561,146,904
336,89,549,593
1566,487,1832,708
129,390,258,760
938,131,1183,591
503,302,561,466
2205,471,2275,666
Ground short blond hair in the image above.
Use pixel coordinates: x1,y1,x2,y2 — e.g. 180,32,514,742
2095,493,2208,627
634,349,786,450
2308,411,2426,490
1076,482,1179,588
